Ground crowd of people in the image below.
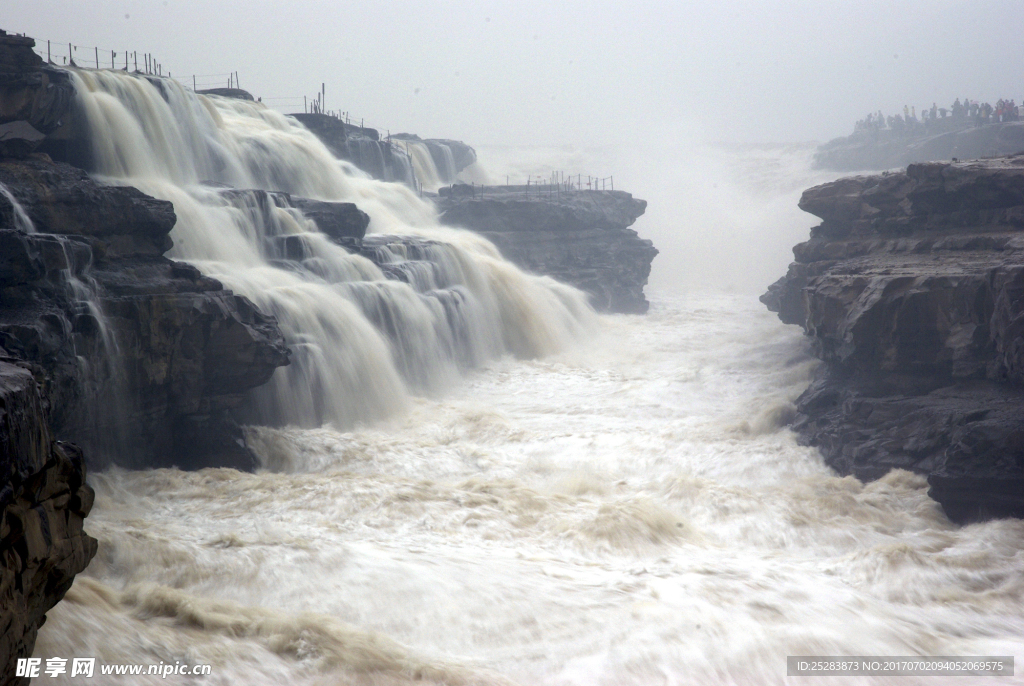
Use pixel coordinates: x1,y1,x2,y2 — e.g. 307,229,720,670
853,97,1020,134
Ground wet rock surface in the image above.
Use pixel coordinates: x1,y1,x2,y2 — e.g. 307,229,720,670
0,156,291,471
763,154,1024,522
435,187,657,313
1,359,96,686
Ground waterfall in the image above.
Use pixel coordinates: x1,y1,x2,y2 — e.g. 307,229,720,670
69,69,595,429
1,174,133,455
52,234,133,457
399,139,449,191
430,142,458,185
385,143,417,187
0,181,35,232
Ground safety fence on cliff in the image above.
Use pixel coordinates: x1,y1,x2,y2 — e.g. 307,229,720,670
444,174,617,201
492,173,614,193
25,33,241,92
20,32,615,196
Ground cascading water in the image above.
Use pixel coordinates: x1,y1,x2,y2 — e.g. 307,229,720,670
49,234,134,458
69,69,596,429
0,181,35,232
399,139,458,192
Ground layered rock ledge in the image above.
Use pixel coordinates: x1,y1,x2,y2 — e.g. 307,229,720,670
762,154,1024,522
435,186,657,314
1,156,292,471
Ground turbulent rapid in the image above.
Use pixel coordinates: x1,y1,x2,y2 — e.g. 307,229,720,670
30,72,1024,684
36,294,1024,685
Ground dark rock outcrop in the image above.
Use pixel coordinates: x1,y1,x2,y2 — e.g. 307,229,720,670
762,154,1024,522
0,156,291,471
815,120,1024,172
0,30,76,159
1,358,96,686
287,196,369,243
0,156,175,256
435,187,657,313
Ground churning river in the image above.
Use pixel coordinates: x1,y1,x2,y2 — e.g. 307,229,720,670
35,293,1024,685
28,71,1024,685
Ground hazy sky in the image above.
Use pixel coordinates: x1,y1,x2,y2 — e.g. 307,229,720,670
7,0,1024,147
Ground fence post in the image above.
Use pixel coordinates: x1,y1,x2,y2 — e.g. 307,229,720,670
95,47,98,69
47,40,50,63
134,52,137,71
68,43,72,65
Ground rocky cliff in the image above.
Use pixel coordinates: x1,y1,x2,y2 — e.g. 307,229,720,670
762,154,1024,522
0,156,293,471
815,120,1024,172
435,186,657,314
0,30,76,161
1,358,96,686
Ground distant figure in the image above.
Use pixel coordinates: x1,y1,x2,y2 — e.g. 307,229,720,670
930,103,937,120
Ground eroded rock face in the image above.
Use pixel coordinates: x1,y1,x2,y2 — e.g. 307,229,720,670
762,155,1024,522
436,187,657,313
0,30,76,159
0,157,175,257
1,358,96,686
0,156,290,471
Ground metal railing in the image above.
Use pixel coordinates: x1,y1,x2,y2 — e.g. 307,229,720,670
26,33,239,89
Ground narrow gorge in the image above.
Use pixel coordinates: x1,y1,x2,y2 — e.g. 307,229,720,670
0,28,658,680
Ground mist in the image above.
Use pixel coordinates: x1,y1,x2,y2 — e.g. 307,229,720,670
8,0,1023,293
8,0,1024,147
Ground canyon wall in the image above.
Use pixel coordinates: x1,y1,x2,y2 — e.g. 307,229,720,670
763,155,1024,522
1,359,96,686
436,186,657,314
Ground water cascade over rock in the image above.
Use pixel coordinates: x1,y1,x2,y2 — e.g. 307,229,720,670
290,113,477,191
436,185,657,313
65,68,594,446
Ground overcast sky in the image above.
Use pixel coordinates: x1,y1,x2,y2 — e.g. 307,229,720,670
7,0,1024,147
